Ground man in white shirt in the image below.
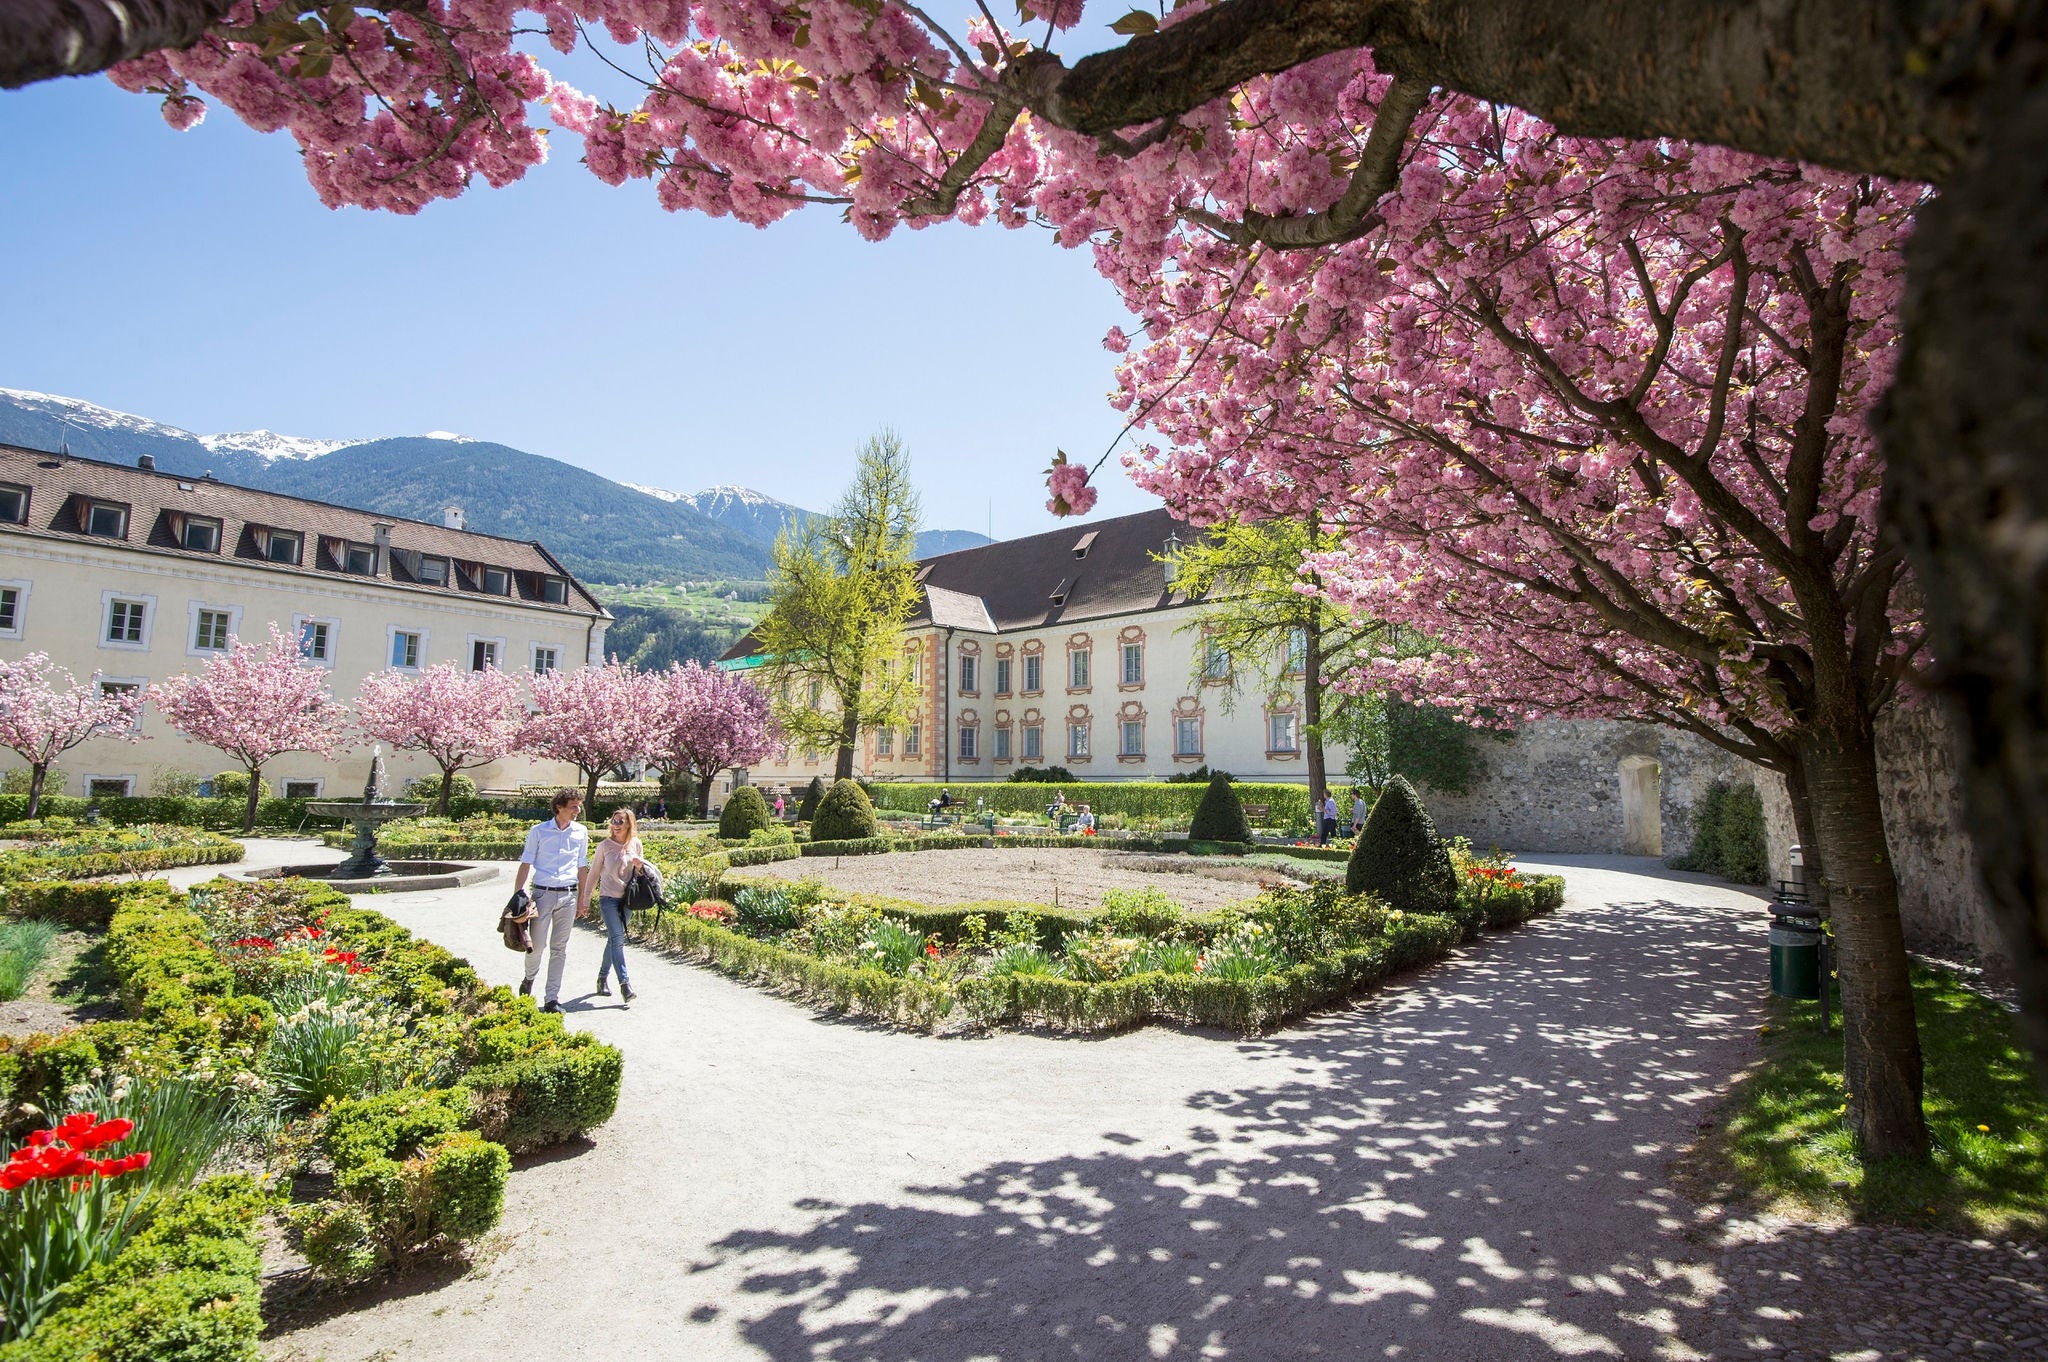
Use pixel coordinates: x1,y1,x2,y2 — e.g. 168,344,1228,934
513,788,592,1013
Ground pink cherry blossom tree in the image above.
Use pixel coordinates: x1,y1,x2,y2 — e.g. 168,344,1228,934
149,624,350,832
355,663,525,814
0,654,146,818
646,662,780,818
1113,104,1929,1158
522,661,660,810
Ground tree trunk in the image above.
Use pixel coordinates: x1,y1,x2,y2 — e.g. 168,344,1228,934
583,767,601,814
696,766,712,820
0,0,238,88
243,764,261,835
1780,758,1830,913
437,762,456,816
1304,620,1328,815
24,763,48,819
1799,725,1929,1162
834,703,859,782
1880,45,2048,1086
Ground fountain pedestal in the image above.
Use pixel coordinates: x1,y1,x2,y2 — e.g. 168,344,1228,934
312,800,430,877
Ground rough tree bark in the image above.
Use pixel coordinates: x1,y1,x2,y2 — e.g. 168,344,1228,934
243,763,262,835
1304,610,1328,816
834,703,858,782
25,764,50,821
0,0,237,88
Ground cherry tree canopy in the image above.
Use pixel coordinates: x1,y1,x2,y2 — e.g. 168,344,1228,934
646,661,779,814
0,654,146,818
355,663,526,812
524,660,659,807
149,624,350,829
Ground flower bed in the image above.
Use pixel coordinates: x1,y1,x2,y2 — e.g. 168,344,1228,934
0,794,328,830
0,825,245,884
0,875,623,1355
642,862,1565,1036
868,781,1316,829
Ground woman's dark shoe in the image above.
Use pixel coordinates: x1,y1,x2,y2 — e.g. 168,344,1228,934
595,978,612,997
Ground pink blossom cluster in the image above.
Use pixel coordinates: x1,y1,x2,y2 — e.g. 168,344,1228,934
523,659,662,781
1045,457,1097,517
644,660,779,786
149,624,349,768
356,662,525,776
0,653,144,769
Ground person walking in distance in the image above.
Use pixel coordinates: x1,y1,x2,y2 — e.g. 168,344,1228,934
1351,788,1369,838
513,788,591,1013
590,807,644,1006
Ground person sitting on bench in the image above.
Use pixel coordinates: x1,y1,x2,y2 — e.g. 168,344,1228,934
929,788,955,817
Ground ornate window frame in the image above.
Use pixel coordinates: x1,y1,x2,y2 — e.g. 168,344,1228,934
1264,699,1303,759
992,707,1014,763
1066,633,1093,694
1116,699,1147,762
957,639,982,697
957,707,981,764
1117,625,1146,690
1066,703,1092,763
1171,696,1206,762
1020,706,1045,763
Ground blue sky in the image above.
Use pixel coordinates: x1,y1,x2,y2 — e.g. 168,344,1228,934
0,16,1154,539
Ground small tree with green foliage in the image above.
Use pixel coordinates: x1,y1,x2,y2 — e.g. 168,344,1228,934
796,776,825,822
719,785,774,839
1673,781,1771,885
1189,771,1253,843
1346,776,1457,916
811,778,880,842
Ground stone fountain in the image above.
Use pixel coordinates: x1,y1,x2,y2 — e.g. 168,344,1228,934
240,746,499,893
306,747,426,878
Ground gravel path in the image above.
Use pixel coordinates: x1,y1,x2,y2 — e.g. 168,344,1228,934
175,848,2042,1361
727,846,1283,912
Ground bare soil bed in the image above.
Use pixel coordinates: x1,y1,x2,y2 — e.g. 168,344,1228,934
725,846,1295,912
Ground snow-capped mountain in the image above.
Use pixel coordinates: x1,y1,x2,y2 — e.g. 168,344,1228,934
199,429,357,462
623,481,687,503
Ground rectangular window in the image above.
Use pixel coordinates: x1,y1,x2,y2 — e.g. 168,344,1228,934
283,780,323,799
0,587,17,634
1070,649,1090,689
87,777,132,799
1023,654,1042,693
86,502,128,538
532,646,559,674
343,542,376,574
106,599,145,644
958,655,977,694
391,631,421,669
95,681,141,735
1068,721,1090,759
193,609,231,651
1121,720,1143,756
876,728,894,756
265,530,302,564
182,517,221,553
299,620,332,662
417,556,448,586
541,576,568,604
906,653,921,687
1176,717,1201,756
1022,724,1042,760
1268,712,1299,753
993,726,1012,760
483,566,510,595
1122,642,1143,686
1203,638,1232,680
471,639,499,671
994,658,1012,696
0,484,25,524
1285,627,1308,675
904,722,921,756
958,726,977,759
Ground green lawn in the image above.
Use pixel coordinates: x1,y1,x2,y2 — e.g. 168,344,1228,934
1718,963,2048,1238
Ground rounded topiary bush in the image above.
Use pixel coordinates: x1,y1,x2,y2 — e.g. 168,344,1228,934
811,778,881,841
796,775,825,823
719,785,774,839
1346,775,1457,914
1189,771,1253,843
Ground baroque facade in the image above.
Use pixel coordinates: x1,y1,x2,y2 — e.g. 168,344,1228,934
725,508,1350,787
0,444,609,797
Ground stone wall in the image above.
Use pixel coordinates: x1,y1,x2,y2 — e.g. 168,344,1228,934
1417,707,2007,969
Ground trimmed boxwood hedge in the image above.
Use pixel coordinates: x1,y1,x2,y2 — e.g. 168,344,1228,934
0,831,244,883
0,793,328,830
718,785,775,839
869,780,1313,828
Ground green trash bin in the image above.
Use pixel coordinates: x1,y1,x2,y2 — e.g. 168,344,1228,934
1769,909,1823,1000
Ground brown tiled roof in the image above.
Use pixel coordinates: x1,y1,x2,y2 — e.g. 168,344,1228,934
0,444,608,617
720,507,1198,662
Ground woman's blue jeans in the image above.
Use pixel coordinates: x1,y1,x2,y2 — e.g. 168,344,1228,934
597,894,631,991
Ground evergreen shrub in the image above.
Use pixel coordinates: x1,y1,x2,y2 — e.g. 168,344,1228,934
1006,766,1076,783
1189,772,1254,843
1672,781,1770,884
719,786,774,839
1345,775,1458,917
796,776,825,822
810,779,880,841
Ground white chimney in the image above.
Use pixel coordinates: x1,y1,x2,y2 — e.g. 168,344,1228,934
444,507,465,531
372,522,393,575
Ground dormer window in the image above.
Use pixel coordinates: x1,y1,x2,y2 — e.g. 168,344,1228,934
264,529,302,564
0,484,26,524
482,566,510,595
417,556,448,586
1072,531,1097,559
1049,576,1069,606
182,517,221,553
540,576,567,604
343,542,376,575
86,501,129,538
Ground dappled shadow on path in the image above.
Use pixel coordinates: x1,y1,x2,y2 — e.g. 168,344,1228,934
699,889,1765,1360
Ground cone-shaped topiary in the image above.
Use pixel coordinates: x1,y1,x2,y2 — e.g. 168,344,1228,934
811,778,881,841
1346,775,1457,913
796,775,825,823
719,785,774,839
1188,770,1253,843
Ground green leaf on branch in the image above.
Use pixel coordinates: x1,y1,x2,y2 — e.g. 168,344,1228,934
1110,10,1159,36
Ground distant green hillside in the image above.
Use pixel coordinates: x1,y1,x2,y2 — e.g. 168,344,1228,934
257,437,771,583
601,604,750,670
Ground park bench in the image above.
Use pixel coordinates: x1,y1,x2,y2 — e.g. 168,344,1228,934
921,809,998,833
1241,802,1271,825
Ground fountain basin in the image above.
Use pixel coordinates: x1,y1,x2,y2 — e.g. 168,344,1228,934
238,861,500,893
